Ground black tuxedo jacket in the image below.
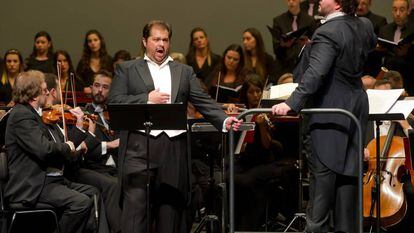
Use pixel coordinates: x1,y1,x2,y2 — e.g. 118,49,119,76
83,103,119,174
4,104,72,206
288,15,377,176
108,58,227,189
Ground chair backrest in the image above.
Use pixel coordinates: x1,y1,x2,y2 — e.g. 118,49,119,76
0,110,11,146
0,150,7,183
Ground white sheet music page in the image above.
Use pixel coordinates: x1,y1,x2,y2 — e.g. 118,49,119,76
388,100,414,119
269,83,298,99
366,89,404,114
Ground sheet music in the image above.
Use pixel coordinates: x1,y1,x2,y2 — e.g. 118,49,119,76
269,83,298,99
366,89,404,114
388,100,414,119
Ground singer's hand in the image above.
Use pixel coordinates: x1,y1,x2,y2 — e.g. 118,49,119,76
148,88,170,104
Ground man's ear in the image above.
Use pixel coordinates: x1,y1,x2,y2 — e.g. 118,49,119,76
142,38,147,48
51,88,57,98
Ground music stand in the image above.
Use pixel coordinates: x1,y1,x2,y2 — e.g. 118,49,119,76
108,103,187,233
368,113,404,233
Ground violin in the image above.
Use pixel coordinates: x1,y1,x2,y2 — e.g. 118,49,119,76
363,122,407,228
42,104,98,130
85,109,116,136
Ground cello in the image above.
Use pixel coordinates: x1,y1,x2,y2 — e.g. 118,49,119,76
363,122,407,228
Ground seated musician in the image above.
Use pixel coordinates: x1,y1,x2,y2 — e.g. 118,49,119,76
229,74,296,231
365,70,411,146
4,71,97,233
68,70,121,233
363,70,414,231
43,72,112,233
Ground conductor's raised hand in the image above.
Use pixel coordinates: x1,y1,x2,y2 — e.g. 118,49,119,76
225,117,243,131
271,102,291,116
148,88,170,104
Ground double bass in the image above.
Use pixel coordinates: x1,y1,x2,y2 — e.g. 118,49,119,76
363,122,407,228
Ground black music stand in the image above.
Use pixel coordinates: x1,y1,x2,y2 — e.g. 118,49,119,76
368,113,404,233
108,103,187,233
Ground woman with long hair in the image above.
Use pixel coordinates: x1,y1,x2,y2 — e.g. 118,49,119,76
54,50,85,93
242,28,277,83
205,44,247,103
26,31,55,73
76,29,113,93
186,27,221,81
1,49,25,105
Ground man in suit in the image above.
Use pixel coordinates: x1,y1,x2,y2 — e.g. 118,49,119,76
108,20,241,233
83,70,119,176
378,0,414,95
80,70,121,233
5,70,93,233
272,0,376,232
357,0,387,35
43,73,113,233
357,0,388,77
272,0,316,80
300,0,320,17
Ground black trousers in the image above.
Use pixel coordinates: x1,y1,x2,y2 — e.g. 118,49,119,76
122,133,189,233
38,176,104,233
306,152,357,233
75,168,121,233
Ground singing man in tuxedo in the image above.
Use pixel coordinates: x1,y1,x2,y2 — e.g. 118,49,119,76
108,20,241,233
272,0,376,232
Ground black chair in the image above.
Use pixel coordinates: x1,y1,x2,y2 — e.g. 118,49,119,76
0,111,60,233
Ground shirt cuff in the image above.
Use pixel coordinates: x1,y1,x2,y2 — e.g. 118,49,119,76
65,141,75,151
76,125,86,133
102,141,107,155
222,117,230,132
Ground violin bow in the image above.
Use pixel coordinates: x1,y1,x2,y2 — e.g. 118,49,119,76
56,62,68,142
215,70,222,102
70,72,77,108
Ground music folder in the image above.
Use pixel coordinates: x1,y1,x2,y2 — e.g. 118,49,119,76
267,25,310,40
377,33,414,49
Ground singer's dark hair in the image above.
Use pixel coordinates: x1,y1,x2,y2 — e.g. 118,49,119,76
142,20,172,40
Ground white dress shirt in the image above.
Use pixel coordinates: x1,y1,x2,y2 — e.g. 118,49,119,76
143,55,186,137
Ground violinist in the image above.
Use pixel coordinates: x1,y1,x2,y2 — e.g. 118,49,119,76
83,70,119,175
230,74,293,231
4,71,93,233
43,73,112,233
81,70,122,232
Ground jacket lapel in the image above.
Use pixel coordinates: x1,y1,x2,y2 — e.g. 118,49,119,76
169,61,182,103
135,59,155,92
